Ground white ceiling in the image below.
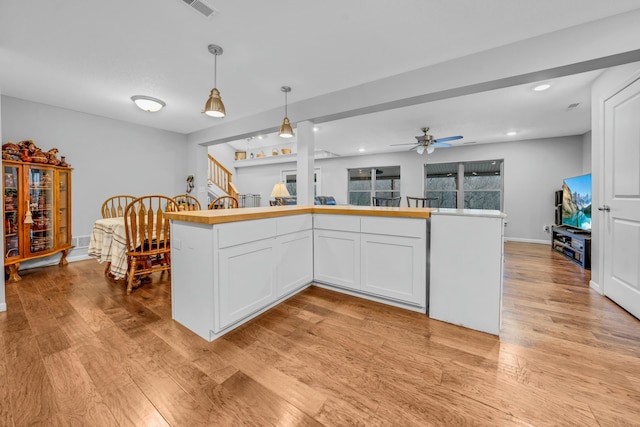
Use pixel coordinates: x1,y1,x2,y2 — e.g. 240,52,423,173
2,1,640,156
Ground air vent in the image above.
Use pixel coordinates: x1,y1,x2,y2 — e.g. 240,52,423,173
567,103,580,110
180,0,218,18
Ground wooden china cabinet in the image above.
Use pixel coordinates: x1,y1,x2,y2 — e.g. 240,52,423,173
3,160,72,281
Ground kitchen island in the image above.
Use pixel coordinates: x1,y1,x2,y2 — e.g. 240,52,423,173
165,205,504,341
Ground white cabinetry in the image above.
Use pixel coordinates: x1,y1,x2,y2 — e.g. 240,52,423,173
217,220,277,330
314,215,361,290
171,214,313,341
360,217,426,307
276,215,313,297
429,210,505,335
313,214,428,311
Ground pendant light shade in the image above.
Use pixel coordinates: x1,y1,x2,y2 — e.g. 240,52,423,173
203,44,226,118
279,86,294,138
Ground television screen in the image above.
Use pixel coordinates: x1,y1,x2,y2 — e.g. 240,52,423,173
562,173,592,230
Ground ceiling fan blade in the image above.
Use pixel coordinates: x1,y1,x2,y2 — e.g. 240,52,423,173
432,142,451,148
433,135,463,143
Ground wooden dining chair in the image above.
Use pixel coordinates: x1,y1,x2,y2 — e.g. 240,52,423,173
101,195,136,218
208,195,239,210
372,196,401,207
407,196,440,208
123,195,178,295
172,194,201,211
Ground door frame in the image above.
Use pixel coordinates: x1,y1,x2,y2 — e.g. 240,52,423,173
591,64,640,295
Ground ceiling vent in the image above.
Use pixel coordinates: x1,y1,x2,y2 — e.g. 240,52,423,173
180,0,218,18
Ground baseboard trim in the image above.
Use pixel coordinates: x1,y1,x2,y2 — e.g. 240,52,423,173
590,280,603,295
504,237,550,245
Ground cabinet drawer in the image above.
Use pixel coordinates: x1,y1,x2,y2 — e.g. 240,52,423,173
361,217,426,238
313,214,360,232
277,214,312,235
217,218,276,249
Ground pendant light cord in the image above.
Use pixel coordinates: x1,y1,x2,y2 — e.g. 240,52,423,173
284,90,288,117
214,53,218,88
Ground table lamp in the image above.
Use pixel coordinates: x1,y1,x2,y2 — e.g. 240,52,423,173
271,182,290,205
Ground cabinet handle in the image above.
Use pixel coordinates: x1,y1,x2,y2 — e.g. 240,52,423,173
597,205,611,212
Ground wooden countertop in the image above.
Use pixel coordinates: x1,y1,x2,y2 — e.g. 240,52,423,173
165,205,433,225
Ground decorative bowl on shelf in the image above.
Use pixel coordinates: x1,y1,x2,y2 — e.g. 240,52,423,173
281,148,291,155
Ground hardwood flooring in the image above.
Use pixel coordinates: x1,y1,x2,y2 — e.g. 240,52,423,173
1,241,639,426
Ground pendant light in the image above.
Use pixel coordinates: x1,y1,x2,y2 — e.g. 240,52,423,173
279,86,294,138
203,44,226,118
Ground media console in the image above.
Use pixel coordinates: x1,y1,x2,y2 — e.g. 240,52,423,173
551,225,591,269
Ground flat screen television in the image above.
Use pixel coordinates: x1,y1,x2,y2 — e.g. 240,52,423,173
562,173,592,231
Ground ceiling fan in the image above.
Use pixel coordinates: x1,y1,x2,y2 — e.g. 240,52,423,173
392,127,463,154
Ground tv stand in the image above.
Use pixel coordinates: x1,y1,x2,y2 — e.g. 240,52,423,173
551,225,591,269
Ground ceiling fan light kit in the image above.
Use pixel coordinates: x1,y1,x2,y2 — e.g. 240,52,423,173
390,126,463,154
203,44,226,118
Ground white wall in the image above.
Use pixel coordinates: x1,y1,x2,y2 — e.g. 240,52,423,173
233,135,585,243
1,96,189,265
582,131,592,173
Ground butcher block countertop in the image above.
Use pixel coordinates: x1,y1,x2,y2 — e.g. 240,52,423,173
165,205,433,225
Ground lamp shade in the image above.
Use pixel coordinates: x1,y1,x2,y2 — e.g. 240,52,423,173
131,95,165,112
271,182,290,197
279,117,294,138
204,88,226,117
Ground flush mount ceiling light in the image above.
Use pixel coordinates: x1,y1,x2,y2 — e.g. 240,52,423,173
203,44,226,118
131,95,165,112
533,83,551,92
279,86,294,138
506,131,518,136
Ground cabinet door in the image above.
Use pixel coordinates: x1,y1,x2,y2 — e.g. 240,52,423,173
277,229,313,297
314,229,360,290
26,165,55,256
361,233,426,306
217,238,277,331
56,169,71,247
3,163,21,260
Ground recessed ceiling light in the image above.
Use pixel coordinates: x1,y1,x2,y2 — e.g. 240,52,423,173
358,148,365,152
533,83,551,92
131,95,165,112
312,126,320,132
506,131,518,136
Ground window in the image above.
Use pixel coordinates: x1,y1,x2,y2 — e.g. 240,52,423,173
281,169,321,197
348,166,401,206
425,160,503,210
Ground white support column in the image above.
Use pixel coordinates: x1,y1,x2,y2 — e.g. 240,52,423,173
296,121,315,206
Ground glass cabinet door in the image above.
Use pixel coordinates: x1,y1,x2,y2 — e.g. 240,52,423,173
4,164,20,260
28,166,55,255
57,170,70,246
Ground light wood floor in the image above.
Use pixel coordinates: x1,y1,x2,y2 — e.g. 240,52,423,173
1,242,639,426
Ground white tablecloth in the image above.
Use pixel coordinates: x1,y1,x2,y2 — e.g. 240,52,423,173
88,217,128,280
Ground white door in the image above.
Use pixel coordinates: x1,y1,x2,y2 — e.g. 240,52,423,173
603,76,640,319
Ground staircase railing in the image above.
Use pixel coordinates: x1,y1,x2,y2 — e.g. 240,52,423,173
208,154,239,200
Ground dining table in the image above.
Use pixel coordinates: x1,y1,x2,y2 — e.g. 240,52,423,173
88,217,129,280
